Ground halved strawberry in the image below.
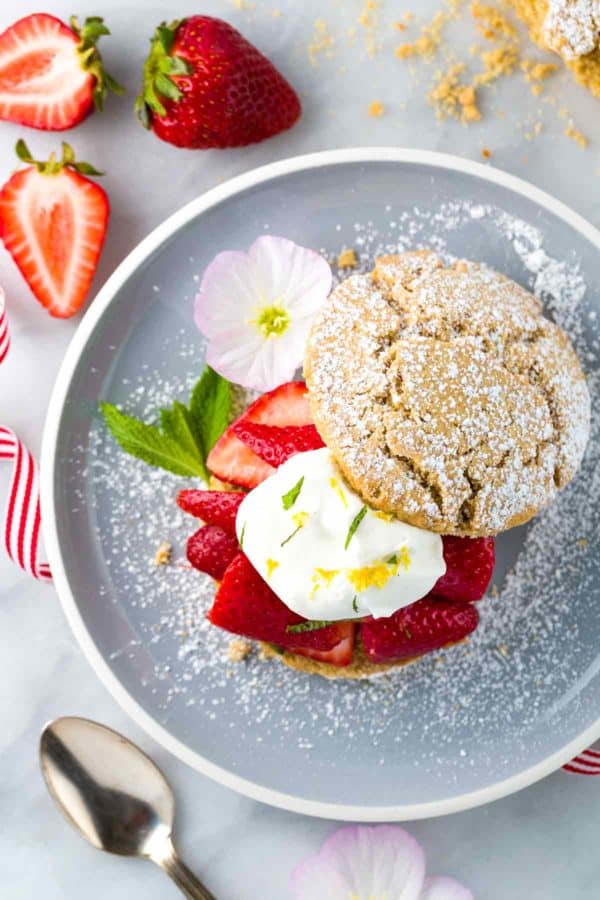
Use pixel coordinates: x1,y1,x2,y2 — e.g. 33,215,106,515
433,536,496,603
233,421,324,467
0,141,109,318
186,524,238,581
177,489,245,535
208,552,348,651
361,597,479,663
291,623,356,667
207,381,312,489
0,14,122,131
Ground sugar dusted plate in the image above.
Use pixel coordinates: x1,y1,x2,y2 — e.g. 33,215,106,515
42,149,600,821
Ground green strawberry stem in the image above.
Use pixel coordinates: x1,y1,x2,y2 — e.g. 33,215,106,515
70,15,125,110
15,140,103,177
135,19,192,128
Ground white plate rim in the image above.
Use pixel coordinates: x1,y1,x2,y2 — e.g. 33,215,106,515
41,146,600,822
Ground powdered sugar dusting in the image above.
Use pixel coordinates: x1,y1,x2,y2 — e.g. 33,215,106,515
83,202,599,786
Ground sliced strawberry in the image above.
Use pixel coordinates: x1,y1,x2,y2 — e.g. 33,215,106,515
0,141,108,318
233,422,324,467
433,536,496,603
207,381,312,489
208,552,348,651
0,14,122,131
291,623,356,667
187,524,238,580
177,489,245,534
361,597,479,663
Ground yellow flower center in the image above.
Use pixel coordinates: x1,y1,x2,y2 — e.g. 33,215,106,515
254,304,290,338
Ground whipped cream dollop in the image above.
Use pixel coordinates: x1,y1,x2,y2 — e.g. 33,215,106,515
236,448,446,621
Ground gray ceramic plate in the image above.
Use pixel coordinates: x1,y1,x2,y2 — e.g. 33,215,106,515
42,149,600,821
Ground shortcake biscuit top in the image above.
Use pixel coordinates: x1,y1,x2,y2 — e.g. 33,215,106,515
304,251,590,536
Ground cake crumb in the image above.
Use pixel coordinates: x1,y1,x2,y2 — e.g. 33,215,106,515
481,147,492,158
429,64,481,122
227,638,252,662
394,6,456,61
471,2,517,40
368,100,385,117
577,537,588,548
337,247,358,269
497,643,509,657
154,540,172,566
564,122,588,148
308,19,335,66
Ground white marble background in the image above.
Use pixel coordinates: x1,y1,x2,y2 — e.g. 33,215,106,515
2,1,600,897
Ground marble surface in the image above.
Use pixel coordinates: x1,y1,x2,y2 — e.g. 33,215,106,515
1,1,600,897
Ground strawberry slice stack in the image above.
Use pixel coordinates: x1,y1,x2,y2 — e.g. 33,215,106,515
178,381,496,668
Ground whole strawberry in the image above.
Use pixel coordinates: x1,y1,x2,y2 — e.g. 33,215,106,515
0,14,123,131
135,17,301,149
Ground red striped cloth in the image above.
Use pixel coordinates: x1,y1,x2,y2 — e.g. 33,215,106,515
0,426,51,581
563,748,600,775
0,287,10,364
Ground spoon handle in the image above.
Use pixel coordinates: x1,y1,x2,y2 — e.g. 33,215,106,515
153,839,217,900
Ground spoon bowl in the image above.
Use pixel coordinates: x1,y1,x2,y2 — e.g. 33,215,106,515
40,717,216,899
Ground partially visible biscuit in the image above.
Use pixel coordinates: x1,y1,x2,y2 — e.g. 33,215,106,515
305,251,590,536
260,639,417,679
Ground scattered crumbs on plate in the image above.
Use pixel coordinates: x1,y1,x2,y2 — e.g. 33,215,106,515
154,540,172,566
228,638,252,662
337,247,358,269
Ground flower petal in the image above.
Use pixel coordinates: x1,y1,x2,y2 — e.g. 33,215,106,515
194,236,332,391
291,825,426,900
194,250,257,338
420,877,474,900
248,235,332,316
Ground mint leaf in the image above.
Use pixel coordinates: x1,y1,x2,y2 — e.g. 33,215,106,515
160,401,208,479
282,476,304,510
344,505,368,550
189,366,231,457
286,620,334,634
99,403,206,478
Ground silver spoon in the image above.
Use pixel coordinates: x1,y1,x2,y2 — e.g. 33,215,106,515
40,716,216,899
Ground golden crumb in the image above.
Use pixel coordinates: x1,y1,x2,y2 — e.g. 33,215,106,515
308,19,335,67
394,21,407,32
564,122,588,148
481,147,492,158
578,537,589,548
227,638,252,662
368,100,385,117
530,83,543,96
471,2,517,40
522,60,557,82
475,44,519,85
357,0,381,58
429,64,482,122
394,7,456,62
337,247,358,268
154,540,172,566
